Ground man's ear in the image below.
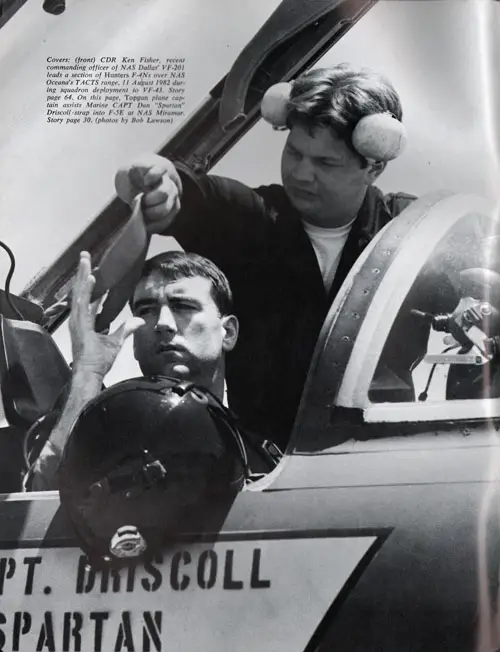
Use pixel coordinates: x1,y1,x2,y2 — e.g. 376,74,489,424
221,315,239,352
364,160,387,184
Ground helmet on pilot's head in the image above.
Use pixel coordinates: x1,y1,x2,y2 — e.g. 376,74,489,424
58,376,248,568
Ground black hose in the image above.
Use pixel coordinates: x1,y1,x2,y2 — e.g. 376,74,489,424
418,345,459,401
0,240,25,320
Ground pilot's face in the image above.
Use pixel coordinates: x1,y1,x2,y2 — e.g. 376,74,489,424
131,272,238,390
281,124,382,228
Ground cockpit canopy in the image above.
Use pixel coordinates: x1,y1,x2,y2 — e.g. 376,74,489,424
293,191,500,452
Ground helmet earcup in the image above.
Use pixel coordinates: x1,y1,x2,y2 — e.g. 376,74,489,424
352,113,407,161
260,82,292,129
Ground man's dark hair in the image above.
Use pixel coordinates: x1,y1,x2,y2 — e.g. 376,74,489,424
131,251,233,315
287,64,403,153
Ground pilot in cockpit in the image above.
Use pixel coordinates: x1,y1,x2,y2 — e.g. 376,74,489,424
25,250,281,494
21,250,282,566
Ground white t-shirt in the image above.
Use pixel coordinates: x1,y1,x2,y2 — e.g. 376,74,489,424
302,218,355,292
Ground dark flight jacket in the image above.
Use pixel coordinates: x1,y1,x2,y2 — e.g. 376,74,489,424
167,172,416,449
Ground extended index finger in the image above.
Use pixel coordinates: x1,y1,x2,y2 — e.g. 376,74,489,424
71,251,95,326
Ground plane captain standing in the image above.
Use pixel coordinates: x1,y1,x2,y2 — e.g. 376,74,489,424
115,63,415,450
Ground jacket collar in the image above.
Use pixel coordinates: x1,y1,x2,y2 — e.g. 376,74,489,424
261,183,392,303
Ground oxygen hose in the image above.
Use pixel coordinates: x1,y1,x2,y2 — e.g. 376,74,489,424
0,240,25,320
418,345,460,402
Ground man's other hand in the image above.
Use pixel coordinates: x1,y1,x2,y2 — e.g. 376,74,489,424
115,154,182,234
70,252,145,380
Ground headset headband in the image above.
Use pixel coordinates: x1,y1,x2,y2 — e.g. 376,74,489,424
260,81,407,162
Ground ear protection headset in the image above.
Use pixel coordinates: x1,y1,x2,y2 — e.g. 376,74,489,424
260,81,407,162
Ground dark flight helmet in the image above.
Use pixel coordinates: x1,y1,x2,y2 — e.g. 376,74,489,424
58,376,248,568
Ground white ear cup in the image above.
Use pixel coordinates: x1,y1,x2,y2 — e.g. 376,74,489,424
352,113,407,161
260,82,292,129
